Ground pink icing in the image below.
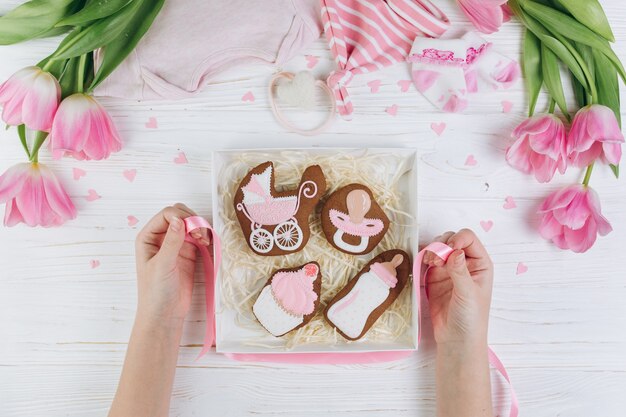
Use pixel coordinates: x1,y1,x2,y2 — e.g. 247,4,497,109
329,209,384,237
408,43,492,68
271,263,319,316
370,262,398,288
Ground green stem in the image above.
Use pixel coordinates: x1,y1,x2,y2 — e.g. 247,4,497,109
548,99,556,113
77,54,87,93
29,131,49,163
17,125,31,159
42,59,53,72
582,163,594,187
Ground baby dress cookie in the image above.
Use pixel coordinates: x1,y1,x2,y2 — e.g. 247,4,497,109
234,161,326,256
321,184,389,255
324,249,410,341
253,262,322,337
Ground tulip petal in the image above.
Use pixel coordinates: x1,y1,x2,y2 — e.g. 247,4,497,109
0,163,29,203
538,185,580,213
563,219,597,253
552,190,591,230
40,164,76,221
506,137,533,174
539,212,563,239
601,142,622,165
21,72,60,132
4,199,24,227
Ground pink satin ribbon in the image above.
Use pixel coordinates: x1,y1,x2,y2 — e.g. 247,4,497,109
183,216,517,416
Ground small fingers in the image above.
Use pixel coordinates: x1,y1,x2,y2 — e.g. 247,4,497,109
424,231,454,266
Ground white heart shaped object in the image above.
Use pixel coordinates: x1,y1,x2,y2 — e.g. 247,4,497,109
276,71,317,109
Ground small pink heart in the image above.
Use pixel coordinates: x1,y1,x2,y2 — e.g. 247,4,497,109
174,152,188,164
145,117,158,129
503,196,517,210
385,104,398,116
123,169,137,182
305,55,319,69
72,168,86,181
431,122,446,136
127,215,139,227
397,79,412,92
85,189,101,202
502,100,514,113
90,260,100,269
241,91,255,103
465,154,478,167
480,220,494,232
367,79,382,93
516,262,528,275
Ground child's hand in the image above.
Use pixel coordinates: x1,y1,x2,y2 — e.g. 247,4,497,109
135,203,210,324
423,229,493,347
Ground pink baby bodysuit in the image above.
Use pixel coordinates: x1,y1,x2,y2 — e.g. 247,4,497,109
94,0,322,99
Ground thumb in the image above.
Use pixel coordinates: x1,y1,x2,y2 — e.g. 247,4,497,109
156,216,185,267
445,250,473,297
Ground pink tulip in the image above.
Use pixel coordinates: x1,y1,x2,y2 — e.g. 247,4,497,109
506,114,568,183
0,66,61,132
567,104,624,167
538,184,612,253
48,93,122,161
0,162,76,227
457,0,509,34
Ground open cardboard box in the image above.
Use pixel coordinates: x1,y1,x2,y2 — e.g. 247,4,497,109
212,148,418,354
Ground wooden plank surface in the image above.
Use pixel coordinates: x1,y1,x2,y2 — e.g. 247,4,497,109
1,0,626,416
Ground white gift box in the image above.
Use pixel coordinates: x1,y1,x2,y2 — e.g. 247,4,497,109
212,148,419,354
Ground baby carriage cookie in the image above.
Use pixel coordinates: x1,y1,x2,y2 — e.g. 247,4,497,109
321,184,389,255
324,249,410,341
234,161,326,256
253,262,322,337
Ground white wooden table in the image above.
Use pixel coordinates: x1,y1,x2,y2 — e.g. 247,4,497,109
2,1,626,416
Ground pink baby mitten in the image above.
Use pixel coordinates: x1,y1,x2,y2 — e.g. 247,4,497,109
408,32,520,112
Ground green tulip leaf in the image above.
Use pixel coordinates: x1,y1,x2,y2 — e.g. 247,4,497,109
610,164,620,178
593,49,621,126
89,0,165,89
57,0,133,27
0,0,76,45
521,0,626,84
552,0,614,42
541,43,569,119
523,29,543,116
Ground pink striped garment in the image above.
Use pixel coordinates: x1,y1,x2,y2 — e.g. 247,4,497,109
321,0,450,118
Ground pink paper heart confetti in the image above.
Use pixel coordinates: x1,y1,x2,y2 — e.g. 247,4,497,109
502,100,514,113
123,169,137,182
367,80,382,93
397,79,412,92
305,55,319,69
127,215,139,227
503,196,517,210
72,168,86,181
174,152,188,164
431,122,446,136
145,117,158,129
385,104,398,116
516,262,528,275
465,155,478,167
480,220,494,232
85,189,101,202
90,260,100,269
241,91,255,103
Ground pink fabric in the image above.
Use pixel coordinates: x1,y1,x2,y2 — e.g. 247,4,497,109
95,0,322,99
321,0,450,117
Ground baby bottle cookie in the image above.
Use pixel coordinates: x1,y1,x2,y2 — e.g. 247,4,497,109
324,250,410,340
234,161,326,256
321,184,389,255
253,262,322,337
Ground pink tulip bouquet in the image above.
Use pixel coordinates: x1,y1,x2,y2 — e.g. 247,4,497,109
0,0,164,227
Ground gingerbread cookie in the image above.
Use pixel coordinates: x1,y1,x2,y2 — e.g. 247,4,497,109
321,184,389,255
253,262,322,337
234,161,326,256
324,249,410,341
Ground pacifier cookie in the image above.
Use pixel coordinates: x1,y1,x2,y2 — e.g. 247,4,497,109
253,262,322,337
234,161,326,256
321,184,389,255
324,250,410,341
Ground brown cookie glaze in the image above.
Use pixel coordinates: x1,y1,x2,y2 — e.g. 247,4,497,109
321,184,390,255
324,249,411,341
234,161,326,256
252,262,322,337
